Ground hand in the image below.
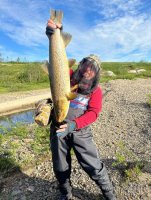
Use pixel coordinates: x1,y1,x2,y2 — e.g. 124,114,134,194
47,19,62,29
46,19,62,36
56,121,76,138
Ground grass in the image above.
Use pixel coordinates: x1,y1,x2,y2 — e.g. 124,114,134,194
0,61,151,93
124,162,144,181
0,119,76,174
0,61,150,173
100,61,151,82
112,140,145,182
0,62,49,93
0,122,51,173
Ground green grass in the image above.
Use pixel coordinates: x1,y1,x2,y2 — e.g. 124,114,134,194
0,120,76,174
100,62,151,82
102,61,151,73
0,122,51,173
0,61,151,93
0,62,49,93
112,140,145,182
124,162,144,181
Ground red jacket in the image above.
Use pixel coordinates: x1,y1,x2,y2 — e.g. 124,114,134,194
70,69,102,129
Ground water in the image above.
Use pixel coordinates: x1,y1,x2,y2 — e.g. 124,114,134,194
0,109,35,133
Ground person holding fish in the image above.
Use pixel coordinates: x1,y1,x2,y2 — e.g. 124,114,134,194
45,10,116,200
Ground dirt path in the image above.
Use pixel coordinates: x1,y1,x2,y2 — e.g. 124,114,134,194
0,89,51,116
0,79,151,200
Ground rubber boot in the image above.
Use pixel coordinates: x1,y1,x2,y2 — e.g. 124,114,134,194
102,190,116,200
59,179,72,200
91,163,116,200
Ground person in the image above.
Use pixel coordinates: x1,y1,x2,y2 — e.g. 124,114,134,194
46,19,116,200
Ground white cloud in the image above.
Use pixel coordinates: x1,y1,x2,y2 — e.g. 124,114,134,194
0,0,151,61
67,13,151,61
92,0,143,19
0,0,50,46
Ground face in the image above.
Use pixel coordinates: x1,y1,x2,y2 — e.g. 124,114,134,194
80,61,96,80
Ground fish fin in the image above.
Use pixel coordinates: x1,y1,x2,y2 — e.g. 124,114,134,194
68,59,76,68
41,61,49,75
66,92,77,100
55,10,63,24
71,84,78,92
50,10,63,24
61,32,72,47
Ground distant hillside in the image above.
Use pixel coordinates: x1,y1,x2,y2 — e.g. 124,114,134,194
0,61,151,93
0,62,49,93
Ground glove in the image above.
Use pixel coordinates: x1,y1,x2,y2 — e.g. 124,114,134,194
56,121,76,138
46,26,55,36
46,24,63,37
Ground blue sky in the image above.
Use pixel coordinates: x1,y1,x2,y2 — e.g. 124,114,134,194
0,0,151,62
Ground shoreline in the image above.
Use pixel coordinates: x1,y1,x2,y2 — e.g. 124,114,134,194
0,89,51,117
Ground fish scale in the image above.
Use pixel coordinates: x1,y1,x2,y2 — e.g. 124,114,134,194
46,10,77,122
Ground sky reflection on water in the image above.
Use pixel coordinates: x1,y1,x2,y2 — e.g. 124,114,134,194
0,110,35,133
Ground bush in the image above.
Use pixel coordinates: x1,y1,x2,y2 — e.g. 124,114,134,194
17,64,48,83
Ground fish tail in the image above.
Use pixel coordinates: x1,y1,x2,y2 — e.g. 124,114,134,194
56,10,63,24
50,10,56,21
50,10,63,24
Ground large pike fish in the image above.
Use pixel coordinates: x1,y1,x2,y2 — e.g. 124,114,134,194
44,10,77,122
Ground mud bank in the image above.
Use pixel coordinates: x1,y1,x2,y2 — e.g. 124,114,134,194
0,89,51,117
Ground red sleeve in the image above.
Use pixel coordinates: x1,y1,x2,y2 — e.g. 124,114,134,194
70,69,73,77
74,86,103,129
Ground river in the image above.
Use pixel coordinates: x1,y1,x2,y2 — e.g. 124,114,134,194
0,109,35,133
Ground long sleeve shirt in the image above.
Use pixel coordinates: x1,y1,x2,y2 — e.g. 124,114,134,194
70,69,103,129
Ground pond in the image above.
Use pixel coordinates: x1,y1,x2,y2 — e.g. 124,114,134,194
0,109,35,133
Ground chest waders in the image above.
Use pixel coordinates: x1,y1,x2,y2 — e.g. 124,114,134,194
50,93,116,200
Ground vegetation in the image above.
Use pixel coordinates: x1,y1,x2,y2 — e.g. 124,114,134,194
101,61,151,82
112,140,145,182
0,60,150,175
0,61,151,93
0,122,51,174
0,62,49,93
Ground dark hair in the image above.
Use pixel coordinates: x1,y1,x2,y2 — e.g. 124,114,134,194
71,55,101,94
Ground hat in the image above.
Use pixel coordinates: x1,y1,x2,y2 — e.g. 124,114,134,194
83,54,101,70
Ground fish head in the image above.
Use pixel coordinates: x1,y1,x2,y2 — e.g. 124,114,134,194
55,98,69,122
